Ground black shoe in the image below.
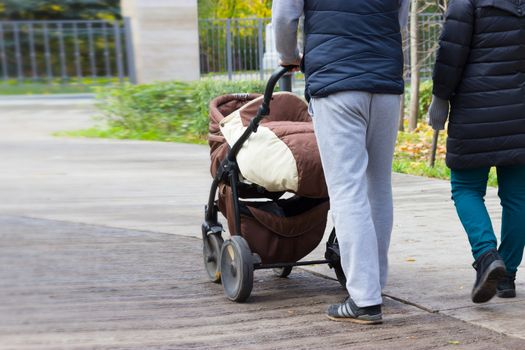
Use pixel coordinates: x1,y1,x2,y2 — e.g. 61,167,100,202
326,297,382,324
497,272,516,298
471,249,507,303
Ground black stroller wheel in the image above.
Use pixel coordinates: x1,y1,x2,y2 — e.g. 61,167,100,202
273,267,292,278
203,232,223,283
326,229,347,288
220,236,254,302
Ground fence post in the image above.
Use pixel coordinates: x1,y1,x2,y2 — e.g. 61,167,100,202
226,19,233,81
101,22,112,77
0,23,8,80
57,22,67,81
87,22,97,78
72,22,82,79
28,23,38,80
123,17,137,84
13,23,23,81
258,19,264,80
113,20,124,83
43,23,53,81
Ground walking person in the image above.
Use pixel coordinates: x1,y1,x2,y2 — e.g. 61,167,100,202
272,0,409,323
429,0,525,303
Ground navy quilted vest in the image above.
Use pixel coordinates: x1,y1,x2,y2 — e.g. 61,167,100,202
303,0,404,97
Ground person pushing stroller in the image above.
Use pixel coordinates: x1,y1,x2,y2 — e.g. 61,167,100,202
272,0,409,324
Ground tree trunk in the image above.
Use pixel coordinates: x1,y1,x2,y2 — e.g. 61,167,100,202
440,0,448,14
399,93,405,131
408,0,420,132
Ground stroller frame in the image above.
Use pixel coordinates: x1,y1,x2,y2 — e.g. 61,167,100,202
202,66,345,302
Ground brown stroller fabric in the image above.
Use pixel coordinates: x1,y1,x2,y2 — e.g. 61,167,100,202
209,93,259,179
209,92,328,198
209,92,329,264
218,184,329,264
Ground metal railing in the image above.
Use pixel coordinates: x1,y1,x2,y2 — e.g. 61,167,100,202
403,13,443,81
199,18,272,81
199,13,443,84
0,19,135,84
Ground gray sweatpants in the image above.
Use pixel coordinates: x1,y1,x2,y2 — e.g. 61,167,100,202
310,91,400,307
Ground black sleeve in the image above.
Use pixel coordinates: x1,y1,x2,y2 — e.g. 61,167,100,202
432,0,475,100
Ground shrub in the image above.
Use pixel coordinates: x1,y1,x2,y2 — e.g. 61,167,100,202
404,80,434,120
418,80,433,118
95,79,267,143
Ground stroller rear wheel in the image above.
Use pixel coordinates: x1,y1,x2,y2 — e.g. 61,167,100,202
220,236,254,302
273,267,293,278
203,232,223,283
326,229,347,288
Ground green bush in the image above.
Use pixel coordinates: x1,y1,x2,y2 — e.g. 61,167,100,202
404,80,434,120
95,79,267,143
418,80,433,117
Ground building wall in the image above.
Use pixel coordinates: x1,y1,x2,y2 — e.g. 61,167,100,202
121,0,200,83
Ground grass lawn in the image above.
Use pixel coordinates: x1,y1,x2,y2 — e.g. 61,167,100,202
394,123,497,186
56,126,208,145
0,83,94,95
0,78,126,95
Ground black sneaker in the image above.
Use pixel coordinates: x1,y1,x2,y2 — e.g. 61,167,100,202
497,272,516,298
471,249,507,303
326,297,382,324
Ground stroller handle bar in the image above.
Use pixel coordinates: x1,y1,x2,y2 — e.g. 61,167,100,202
227,65,298,162
262,65,298,111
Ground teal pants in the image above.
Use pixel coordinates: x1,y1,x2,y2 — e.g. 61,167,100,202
451,166,525,273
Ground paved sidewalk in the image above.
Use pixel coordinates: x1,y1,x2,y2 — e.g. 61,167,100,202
0,101,524,348
2,216,525,350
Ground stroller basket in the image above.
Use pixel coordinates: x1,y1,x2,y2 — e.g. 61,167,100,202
218,184,329,264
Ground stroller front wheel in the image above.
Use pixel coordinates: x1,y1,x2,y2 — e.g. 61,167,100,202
220,236,254,302
203,232,224,283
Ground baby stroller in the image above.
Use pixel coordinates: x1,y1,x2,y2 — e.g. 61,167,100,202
202,66,346,302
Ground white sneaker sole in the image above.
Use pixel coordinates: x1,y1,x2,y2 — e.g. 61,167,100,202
326,314,383,325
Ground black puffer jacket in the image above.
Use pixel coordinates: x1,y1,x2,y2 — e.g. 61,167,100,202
432,0,525,169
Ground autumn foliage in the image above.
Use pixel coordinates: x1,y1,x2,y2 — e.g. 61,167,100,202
198,0,272,19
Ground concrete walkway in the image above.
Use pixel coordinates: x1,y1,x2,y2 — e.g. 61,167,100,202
0,99,524,348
